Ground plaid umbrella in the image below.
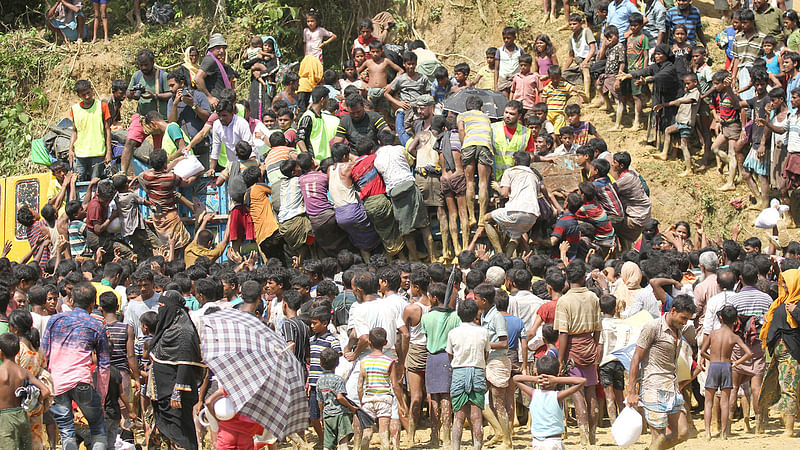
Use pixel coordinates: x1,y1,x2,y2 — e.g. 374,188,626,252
442,87,509,119
199,308,308,439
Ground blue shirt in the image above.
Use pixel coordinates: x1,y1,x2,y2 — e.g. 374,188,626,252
166,88,211,143
308,331,342,387
430,78,455,103
788,73,800,114
503,314,526,350
530,389,564,440
724,26,736,60
607,0,641,38
665,5,704,45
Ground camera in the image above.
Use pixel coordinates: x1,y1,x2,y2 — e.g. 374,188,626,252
182,88,191,97
130,84,146,96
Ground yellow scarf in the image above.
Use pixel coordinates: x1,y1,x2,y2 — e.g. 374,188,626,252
183,46,201,84
760,269,800,347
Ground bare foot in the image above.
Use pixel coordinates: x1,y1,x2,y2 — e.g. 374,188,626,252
652,152,668,161
704,431,712,441
716,183,736,192
632,121,643,130
608,126,622,132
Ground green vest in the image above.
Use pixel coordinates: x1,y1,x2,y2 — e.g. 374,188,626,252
162,123,193,158
300,109,339,161
491,122,530,180
72,101,106,158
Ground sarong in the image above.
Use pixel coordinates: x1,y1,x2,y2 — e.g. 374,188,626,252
308,209,350,256
388,180,429,235
152,210,191,249
335,203,381,251
279,214,312,252
759,339,800,415
363,194,404,255
451,366,486,411
405,343,428,373
426,351,452,394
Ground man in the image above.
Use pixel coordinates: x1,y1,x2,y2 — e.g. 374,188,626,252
184,213,231,267
297,85,338,161
47,161,75,217
784,52,800,114
665,0,707,46
194,33,237,109
754,0,783,41
166,68,212,166
45,0,85,44
611,152,652,251
693,251,720,328
85,180,130,260
406,94,435,141
731,9,768,101
208,99,254,175
122,49,171,174
554,260,602,445
490,101,535,181
727,262,773,433
69,80,112,181
701,268,736,335
643,0,667,46
124,269,160,339
333,94,391,150
627,295,695,450
141,110,191,162
42,282,110,450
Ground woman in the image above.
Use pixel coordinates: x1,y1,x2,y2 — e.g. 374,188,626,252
10,309,48,450
663,220,694,252
183,46,201,87
760,269,800,436
245,36,280,121
612,261,643,315
785,10,800,53
149,290,204,450
619,44,680,138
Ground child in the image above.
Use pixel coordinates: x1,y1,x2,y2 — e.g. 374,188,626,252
576,181,616,256
597,294,627,422
447,299,490,450
709,70,744,192
494,27,523,93
277,108,298,147
65,200,93,261
359,41,404,115
692,45,715,168
623,13,649,130
352,18,377,57
533,34,559,84
541,65,588,133
309,307,343,440
510,54,542,115
457,95,493,227
339,60,365,95
304,9,337,61
564,14,597,100
566,104,602,146
513,354,586,449
671,25,693,86
112,174,156,258
438,115,470,255
69,79,112,181
353,48,369,84
16,206,50,273
204,382,265,449
322,70,341,100
654,73,701,176
358,327,405,450
385,51,430,145
496,290,527,375
531,102,556,135
451,63,471,93
700,305,753,440
472,47,497,90
317,347,358,450
244,36,270,87
91,0,110,44
553,126,578,155
541,323,558,358
430,66,452,106
105,364,138,448
105,80,127,128
0,332,51,448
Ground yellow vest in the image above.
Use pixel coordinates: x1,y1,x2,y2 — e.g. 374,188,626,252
72,101,106,158
491,122,530,180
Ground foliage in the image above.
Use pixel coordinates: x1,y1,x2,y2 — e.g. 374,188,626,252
508,11,529,31
429,5,443,22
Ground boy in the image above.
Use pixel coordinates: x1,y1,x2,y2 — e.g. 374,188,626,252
494,27,523,93
112,174,158,259
438,115,470,256
0,332,51,449
577,181,616,257
512,354,586,449
65,200,93,261
105,80,128,128
700,305,753,440
457,95,493,228
553,126,579,155
430,66,452,106
654,73,701,177
277,108,298,147
278,159,314,261
623,13,649,130
594,26,626,129
447,299,490,450
565,104,602,146
563,13,597,99
709,70,745,192
46,161,75,218
597,294,628,422
739,70,772,208
358,41,404,119
472,47,497,90
16,206,50,272
541,323,558,358
541,65,588,134
496,290,527,376
309,307,343,440
385,51,430,146
510,54,541,115
358,327,404,450
531,102,555,135
317,347,358,450
550,193,582,261
69,79,112,181
451,63,471,93
692,45,715,168
282,290,311,370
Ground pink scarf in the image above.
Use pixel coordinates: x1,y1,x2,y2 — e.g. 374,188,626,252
206,51,231,89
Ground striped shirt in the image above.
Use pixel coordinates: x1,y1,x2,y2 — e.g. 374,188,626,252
542,81,578,114
138,170,182,212
106,321,130,373
592,177,624,217
727,286,772,317
571,121,597,146
361,353,394,396
577,201,615,246
68,220,90,258
665,5,703,45
788,111,800,152
457,110,492,149
308,332,342,387
351,154,387,199
711,92,740,123
26,220,50,272
731,31,766,67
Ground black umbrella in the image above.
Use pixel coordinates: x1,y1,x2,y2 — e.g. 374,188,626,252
442,88,509,119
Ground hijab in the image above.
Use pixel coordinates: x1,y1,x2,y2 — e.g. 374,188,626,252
761,269,800,346
183,46,201,84
150,290,203,366
613,262,643,310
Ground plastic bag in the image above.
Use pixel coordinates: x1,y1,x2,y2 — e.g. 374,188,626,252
146,2,175,24
173,155,205,179
31,139,55,166
611,406,643,447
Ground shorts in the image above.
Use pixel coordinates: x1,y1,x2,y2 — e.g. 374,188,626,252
126,113,164,148
705,362,733,390
532,437,565,450
441,172,467,196
597,73,622,101
414,174,444,207
309,387,321,420
721,121,742,140
92,0,109,4
367,88,391,112
639,388,685,429
622,78,644,97
0,407,32,449
361,395,393,420
486,356,512,388
547,111,566,132
461,145,493,167
568,364,599,387
323,414,354,448
599,360,625,391
674,122,693,138
491,209,538,239
498,73,514,92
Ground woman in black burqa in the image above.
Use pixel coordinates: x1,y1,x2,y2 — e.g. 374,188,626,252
149,290,204,449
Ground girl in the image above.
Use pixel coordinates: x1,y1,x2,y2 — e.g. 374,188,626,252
92,0,110,44
303,9,337,61
784,10,800,53
9,309,47,450
533,34,559,85
671,25,692,89
339,59,365,96
353,47,369,84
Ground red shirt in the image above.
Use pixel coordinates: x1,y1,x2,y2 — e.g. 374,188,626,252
85,197,108,233
503,124,536,152
351,154,386,199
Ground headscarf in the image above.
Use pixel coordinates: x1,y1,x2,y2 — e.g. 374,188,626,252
612,262,643,310
150,290,203,366
760,269,800,347
183,46,201,84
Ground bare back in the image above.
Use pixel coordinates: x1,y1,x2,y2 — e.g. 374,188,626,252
707,327,742,363
365,58,390,88
0,361,29,410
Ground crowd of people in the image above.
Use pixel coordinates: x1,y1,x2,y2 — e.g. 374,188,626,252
6,0,800,449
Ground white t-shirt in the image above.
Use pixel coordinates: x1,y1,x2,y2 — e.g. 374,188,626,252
374,145,414,192
211,115,254,161
304,27,333,60
124,294,160,339
447,322,490,368
702,290,733,334
508,290,547,331
500,166,540,216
